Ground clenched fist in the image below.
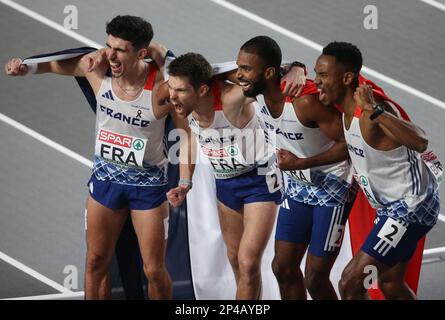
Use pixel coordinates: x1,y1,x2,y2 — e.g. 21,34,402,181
4,58,28,76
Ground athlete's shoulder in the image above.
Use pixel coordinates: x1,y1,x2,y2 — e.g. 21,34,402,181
219,80,246,108
293,93,327,115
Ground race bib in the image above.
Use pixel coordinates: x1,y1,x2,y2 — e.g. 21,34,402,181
354,174,382,208
421,150,443,184
202,144,253,179
288,168,313,185
95,128,147,168
328,225,345,248
376,217,407,248
265,165,283,193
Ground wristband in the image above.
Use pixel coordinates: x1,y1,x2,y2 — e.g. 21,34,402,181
370,104,385,120
25,63,37,75
178,178,193,190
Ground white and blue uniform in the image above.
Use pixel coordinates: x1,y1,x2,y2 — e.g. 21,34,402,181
188,82,282,211
88,62,169,210
344,106,440,266
255,94,356,256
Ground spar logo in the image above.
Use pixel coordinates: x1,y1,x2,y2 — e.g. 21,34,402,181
99,129,133,148
133,139,145,151
202,146,228,157
227,146,238,156
97,129,145,167
360,175,368,186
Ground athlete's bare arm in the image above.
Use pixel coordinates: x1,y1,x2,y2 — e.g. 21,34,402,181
277,94,348,171
219,81,256,128
166,110,197,208
354,84,428,153
4,54,106,95
146,41,168,75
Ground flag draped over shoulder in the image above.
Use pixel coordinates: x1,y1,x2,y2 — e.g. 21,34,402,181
347,75,425,299
23,47,99,112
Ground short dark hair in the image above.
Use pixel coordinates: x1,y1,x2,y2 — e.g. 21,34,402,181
168,53,213,89
106,15,153,50
240,36,282,72
322,42,363,74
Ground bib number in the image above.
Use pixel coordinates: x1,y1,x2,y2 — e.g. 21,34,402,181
95,128,147,168
376,217,407,248
266,166,282,193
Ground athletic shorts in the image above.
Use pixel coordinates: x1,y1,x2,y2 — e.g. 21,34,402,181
275,193,355,257
88,174,168,210
215,166,282,212
360,215,433,267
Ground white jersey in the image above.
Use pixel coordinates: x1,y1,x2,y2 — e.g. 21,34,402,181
255,94,354,206
343,107,439,226
189,82,274,179
92,62,168,186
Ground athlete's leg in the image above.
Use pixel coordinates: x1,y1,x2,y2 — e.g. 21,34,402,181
378,262,415,299
115,215,145,300
272,241,308,299
304,254,337,299
272,198,313,300
304,203,352,300
217,201,244,284
85,196,128,299
340,214,432,300
236,201,277,300
131,201,172,299
339,250,389,300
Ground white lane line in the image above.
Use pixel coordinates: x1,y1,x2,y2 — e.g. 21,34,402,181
209,0,445,111
3,291,84,300
0,114,91,294
423,246,445,255
0,0,101,48
421,0,445,12
0,251,72,294
0,113,93,168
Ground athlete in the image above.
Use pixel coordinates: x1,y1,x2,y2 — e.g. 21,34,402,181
165,52,285,300
4,15,185,300
235,36,356,300
314,41,441,299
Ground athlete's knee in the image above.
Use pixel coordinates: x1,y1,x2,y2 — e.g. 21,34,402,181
226,250,239,270
378,277,406,297
304,268,329,293
271,257,282,279
272,257,299,283
86,251,110,274
238,255,261,279
339,271,366,300
142,263,167,282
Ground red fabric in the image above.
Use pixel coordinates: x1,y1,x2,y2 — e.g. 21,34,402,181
283,79,319,103
143,61,157,91
347,75,424,299
211,81,223,111
358,75,411,121
296,79,319,97
285,79,323,104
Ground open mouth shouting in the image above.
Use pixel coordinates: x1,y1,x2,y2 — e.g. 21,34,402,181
109,61,122,75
